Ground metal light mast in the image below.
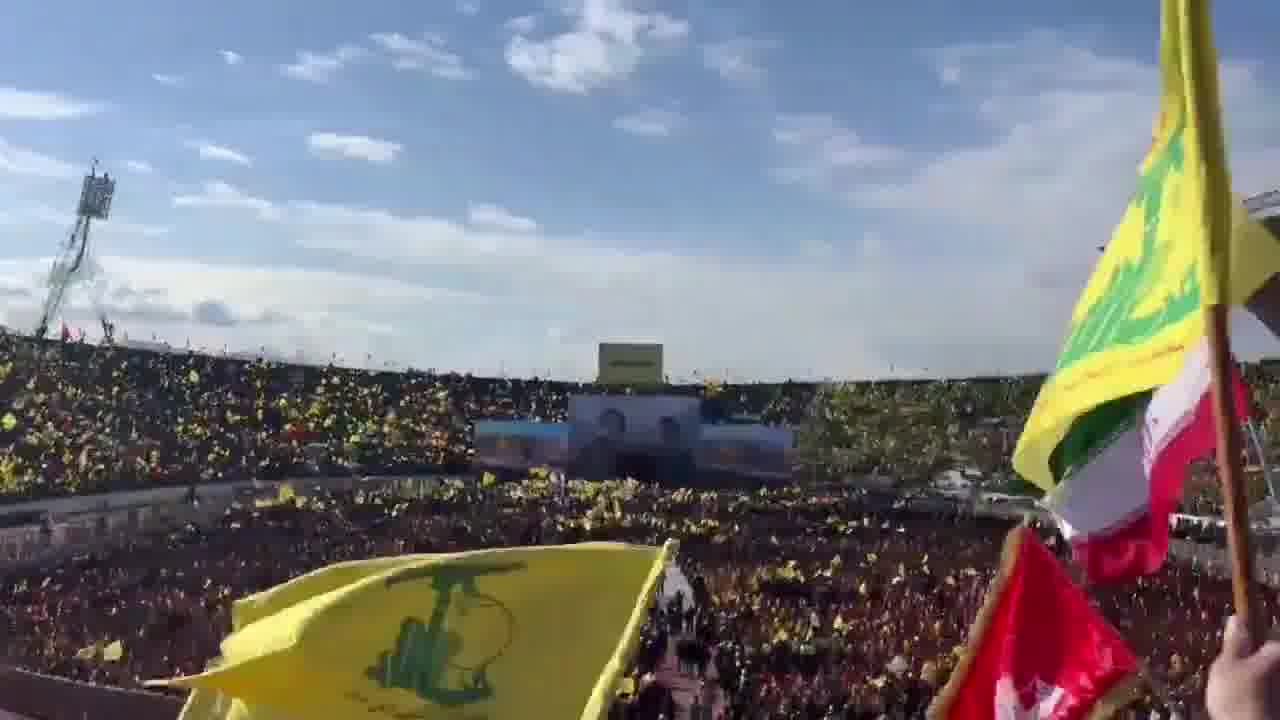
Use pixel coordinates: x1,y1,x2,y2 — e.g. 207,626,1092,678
35,160,116,339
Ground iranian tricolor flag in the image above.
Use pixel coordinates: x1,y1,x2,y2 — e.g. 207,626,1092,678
1044,338,1250,584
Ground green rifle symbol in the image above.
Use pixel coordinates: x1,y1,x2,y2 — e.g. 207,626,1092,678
367,562,524,708
1056,120,1199,373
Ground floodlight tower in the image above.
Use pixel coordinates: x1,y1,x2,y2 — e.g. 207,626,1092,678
35,160,116,339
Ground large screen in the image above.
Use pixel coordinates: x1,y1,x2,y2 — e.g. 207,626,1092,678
697,424,796,479
473,421,569,470
568,394,701,458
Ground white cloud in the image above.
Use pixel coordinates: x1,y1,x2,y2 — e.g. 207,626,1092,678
124,160,153,175
220,50,243,66
504,15,537,34
614,108,683,137
14,205,169,238
285,206,1008,379
771,113,907,188
369,32,469,80
280,44,367,83
102,218,171,238
172,180,279,221
850,32,1280,251
0,87,103,120
0,138,78,179
702,37,771,86
307,132,402,165
809,30,1280,372
467,203,539,233
859,231,883,259
139,187,923,378
152,73,185,87
0,254,482,365
285,201,545,263
505,0,688,94
185,140,253,167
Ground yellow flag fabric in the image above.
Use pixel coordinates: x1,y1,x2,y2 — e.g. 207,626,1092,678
156,542,674,720
1013,0,1243,490
174,553,447,720
1227,197,1280,309
102,639,124,662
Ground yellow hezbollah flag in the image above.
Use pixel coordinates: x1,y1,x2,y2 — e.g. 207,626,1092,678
155,542,674,720
1013,0,1258,490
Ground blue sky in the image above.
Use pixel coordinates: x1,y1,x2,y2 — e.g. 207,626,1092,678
1,1,1279,380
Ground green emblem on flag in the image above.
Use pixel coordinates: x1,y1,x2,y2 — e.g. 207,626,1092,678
366,561,523,709
1055,122,1200,373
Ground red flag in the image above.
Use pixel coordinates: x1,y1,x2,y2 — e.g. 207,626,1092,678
928,527,1141,720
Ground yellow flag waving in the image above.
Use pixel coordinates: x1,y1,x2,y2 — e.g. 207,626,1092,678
154,542,673,720
1014,0,1251,492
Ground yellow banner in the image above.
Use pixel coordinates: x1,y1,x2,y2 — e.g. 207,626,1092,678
158,542,674,720
1013,0,1235,491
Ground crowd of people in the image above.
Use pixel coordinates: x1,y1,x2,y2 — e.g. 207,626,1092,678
6,332,1280,505
5,333,1280,718
0,334,812,501
0,478,1258,719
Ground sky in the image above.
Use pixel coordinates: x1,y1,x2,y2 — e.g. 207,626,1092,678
2,1,1280,381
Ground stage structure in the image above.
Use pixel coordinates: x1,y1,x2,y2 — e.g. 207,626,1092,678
35,161,116,339
473,342,798,484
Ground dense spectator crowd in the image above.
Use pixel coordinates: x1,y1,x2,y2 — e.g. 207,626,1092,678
8,332,1280,503
3,332,1278,718
0,479,1257,719
0,335,812,501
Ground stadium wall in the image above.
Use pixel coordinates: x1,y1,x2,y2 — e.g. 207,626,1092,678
1,473,1275,575
0,668,182,720
0,475,461,572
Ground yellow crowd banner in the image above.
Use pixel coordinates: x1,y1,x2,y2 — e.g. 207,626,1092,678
155,541,675,720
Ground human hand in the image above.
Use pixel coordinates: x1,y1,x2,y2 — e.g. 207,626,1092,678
1207,615,1280,720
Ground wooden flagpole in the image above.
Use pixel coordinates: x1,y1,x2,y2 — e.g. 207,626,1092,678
1206,304,1263,644
1185,0,1265,648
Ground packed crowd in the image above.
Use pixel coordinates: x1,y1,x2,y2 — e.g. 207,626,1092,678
0,478,1255,719
0,335,811,501
7,332,1280,505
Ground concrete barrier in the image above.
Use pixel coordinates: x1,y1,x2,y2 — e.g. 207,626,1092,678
0,475,462,574
0,667,182,720
0,480,256,524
